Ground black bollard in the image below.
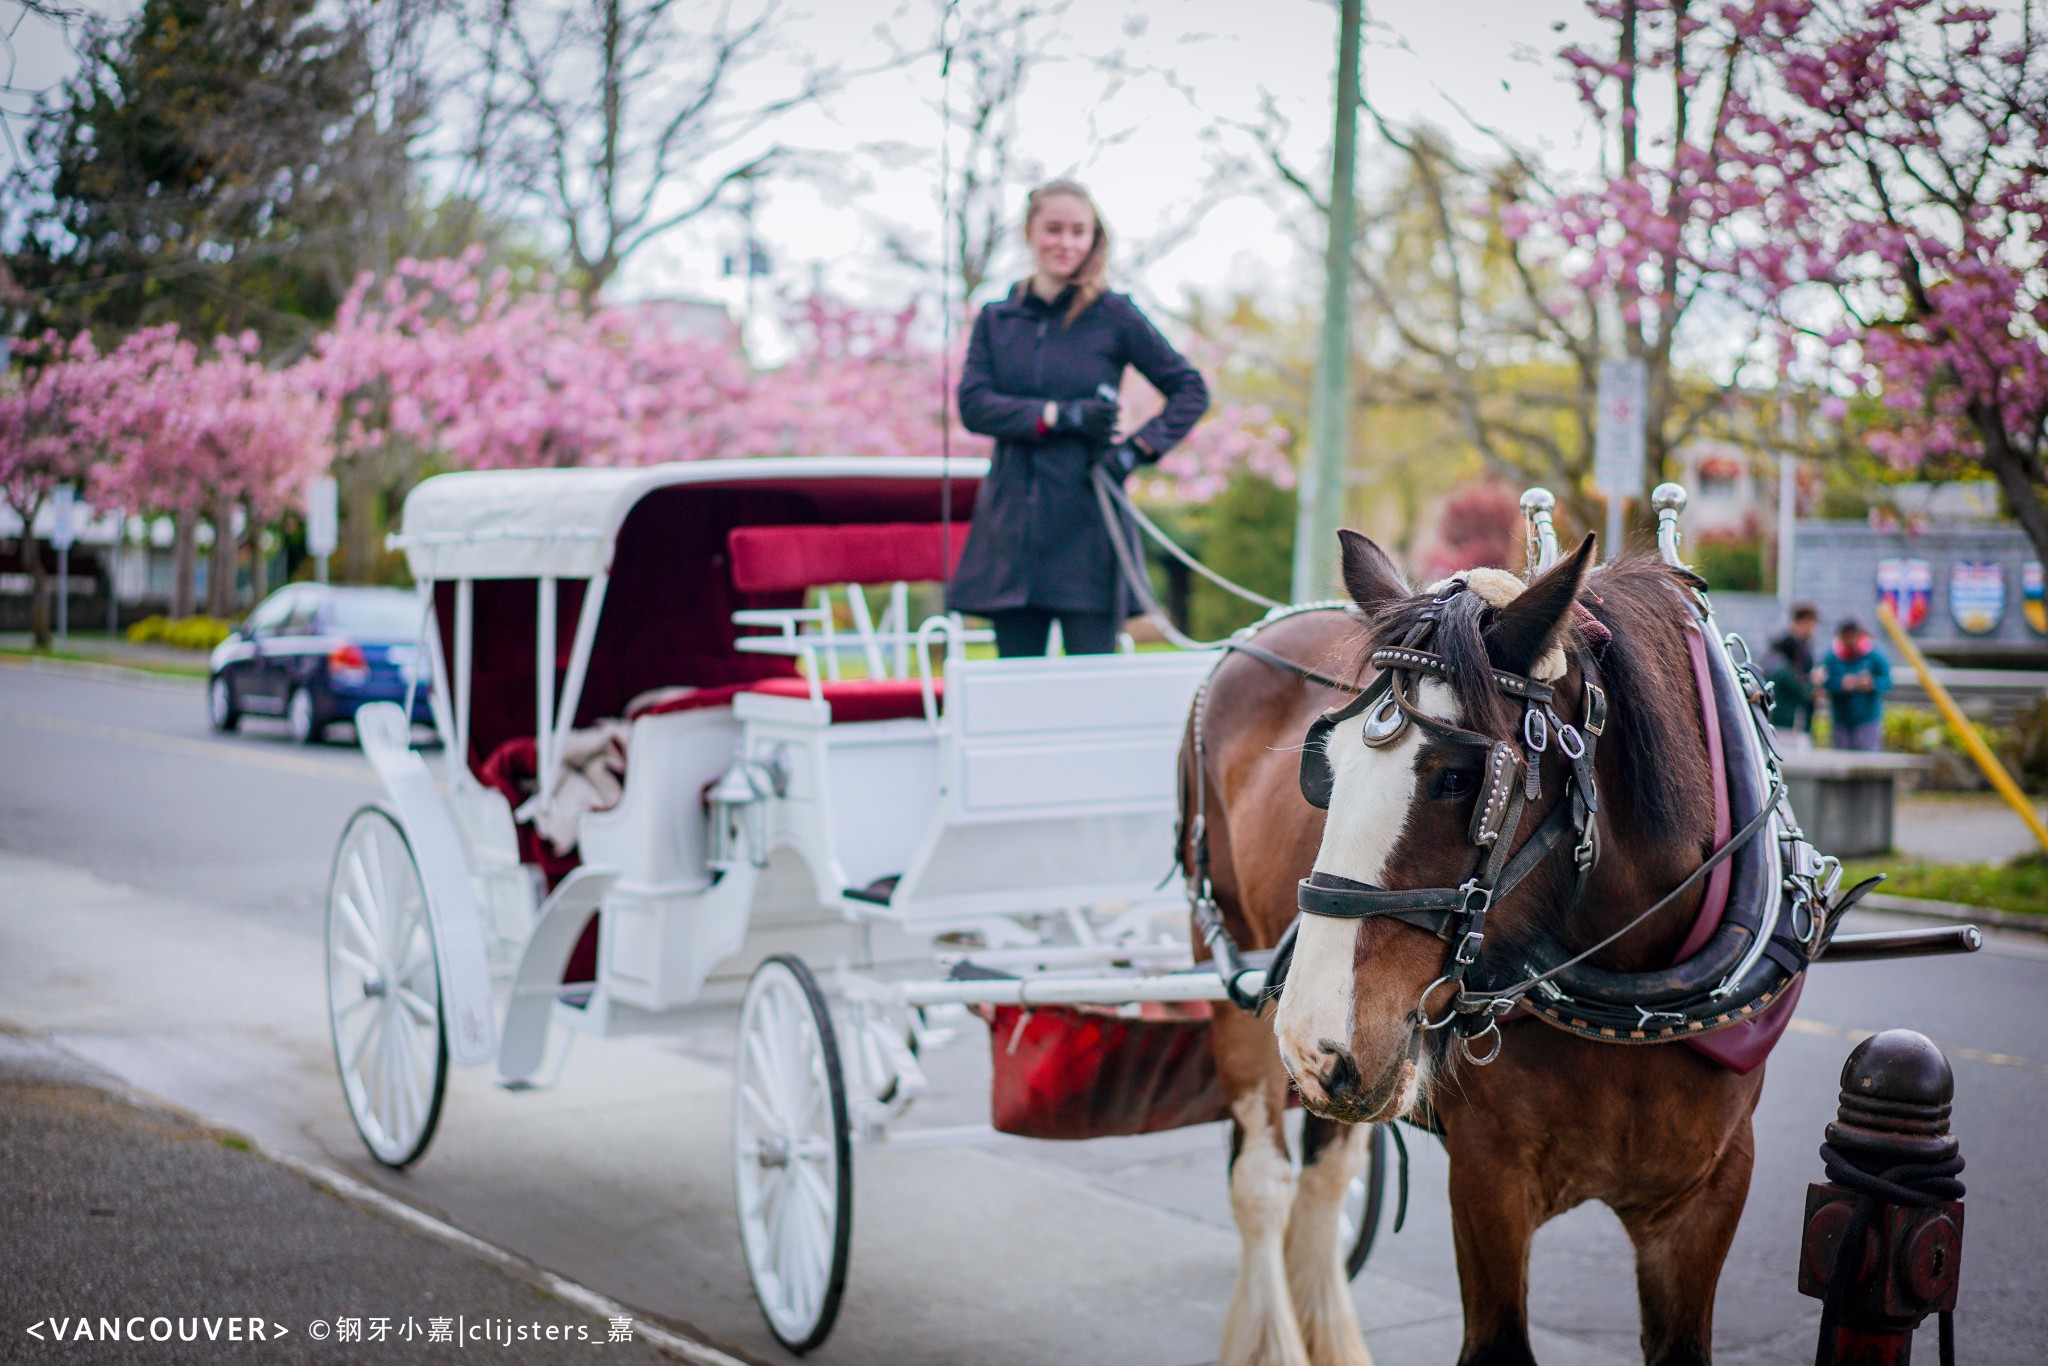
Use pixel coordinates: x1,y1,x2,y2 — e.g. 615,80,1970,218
1798,1029,1966,1366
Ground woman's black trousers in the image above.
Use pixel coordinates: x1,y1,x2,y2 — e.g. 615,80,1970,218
988,608,1118,658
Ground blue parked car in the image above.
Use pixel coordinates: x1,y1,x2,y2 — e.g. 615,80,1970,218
209,584,434,744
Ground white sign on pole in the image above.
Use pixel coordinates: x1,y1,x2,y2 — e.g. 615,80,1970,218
49,484,76,551
1594,357,1648,498
306,476,339,558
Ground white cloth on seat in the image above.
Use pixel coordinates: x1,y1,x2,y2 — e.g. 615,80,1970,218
530,720,629,856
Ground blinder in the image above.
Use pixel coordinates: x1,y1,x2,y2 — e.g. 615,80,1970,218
1298,675,1387,810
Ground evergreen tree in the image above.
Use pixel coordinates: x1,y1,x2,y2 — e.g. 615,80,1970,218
7,0,406,344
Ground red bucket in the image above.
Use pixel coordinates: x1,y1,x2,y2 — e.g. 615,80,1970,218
982,1003,1230,1140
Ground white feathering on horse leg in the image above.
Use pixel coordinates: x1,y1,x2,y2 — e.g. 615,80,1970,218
1220,1095,1311,1366
1285,1125,1375,1366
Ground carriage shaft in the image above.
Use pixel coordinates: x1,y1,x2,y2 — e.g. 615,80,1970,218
900,971,1256,1008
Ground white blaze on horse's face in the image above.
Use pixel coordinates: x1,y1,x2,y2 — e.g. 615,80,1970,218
1276,678,1458,1120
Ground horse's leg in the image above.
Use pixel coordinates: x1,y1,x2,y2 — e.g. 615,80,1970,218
1446,1148,1541,1366
1615,1123,1755,1366
1215,1006,1310,1366
1285,1116,1373,1366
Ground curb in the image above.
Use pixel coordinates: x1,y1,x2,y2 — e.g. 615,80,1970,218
0,1025,757,1366
1859,891,2046,936
0,652,205,693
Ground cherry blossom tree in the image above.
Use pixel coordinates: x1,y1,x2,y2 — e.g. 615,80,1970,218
0,332,108,645
90,328,332,616
1748,0,2048,561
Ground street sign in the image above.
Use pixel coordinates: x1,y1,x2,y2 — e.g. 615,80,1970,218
307,476,338,583
306,477,338,558
1594,358,1648,498
49,484,76,551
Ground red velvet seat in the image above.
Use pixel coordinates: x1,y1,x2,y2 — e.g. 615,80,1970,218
727,522,967,594
746,676,940,723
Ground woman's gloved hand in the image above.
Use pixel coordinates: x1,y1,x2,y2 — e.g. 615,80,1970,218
1051,397,1118,441
1095,441,1141,475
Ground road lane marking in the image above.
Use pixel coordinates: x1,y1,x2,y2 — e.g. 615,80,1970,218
1,708,381,789
1789,1016,2048,1076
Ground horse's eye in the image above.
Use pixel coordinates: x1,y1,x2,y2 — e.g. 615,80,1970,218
1430,769,1477,800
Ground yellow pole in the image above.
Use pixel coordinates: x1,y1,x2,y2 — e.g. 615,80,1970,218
1875,600,2048,855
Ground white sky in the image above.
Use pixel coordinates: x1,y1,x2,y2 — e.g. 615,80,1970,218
7,0,1617,334
648,0,1613,332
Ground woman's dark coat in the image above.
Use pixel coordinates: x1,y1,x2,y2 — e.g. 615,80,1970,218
947,285,1209,617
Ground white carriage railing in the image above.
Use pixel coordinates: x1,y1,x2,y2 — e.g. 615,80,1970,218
732,584,994,700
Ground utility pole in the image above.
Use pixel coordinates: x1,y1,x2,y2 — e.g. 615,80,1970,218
1290,0,1362,604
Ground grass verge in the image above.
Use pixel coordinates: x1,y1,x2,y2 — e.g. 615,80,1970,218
1844,854,2048,915
0,647,210,680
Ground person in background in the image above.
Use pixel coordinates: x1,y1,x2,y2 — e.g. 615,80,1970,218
948,179,1209,657
1764,601,1824,742
1823,617,1892,751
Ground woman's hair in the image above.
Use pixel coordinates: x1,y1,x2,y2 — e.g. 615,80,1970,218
1024,179,1110,326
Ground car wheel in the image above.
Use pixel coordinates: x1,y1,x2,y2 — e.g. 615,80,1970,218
287,687,324,745
208,676,241,733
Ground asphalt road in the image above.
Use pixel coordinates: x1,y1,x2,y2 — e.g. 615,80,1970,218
3,660,2046,1364
0,1033,685,1366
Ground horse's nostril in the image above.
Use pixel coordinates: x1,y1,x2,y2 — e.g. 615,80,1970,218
1319,1047,1363,1100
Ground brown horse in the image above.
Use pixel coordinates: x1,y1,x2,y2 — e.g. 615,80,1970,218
1190,531,1764,1366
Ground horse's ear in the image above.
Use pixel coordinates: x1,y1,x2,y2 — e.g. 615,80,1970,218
1337,529,1408,616
1489,532,1596,676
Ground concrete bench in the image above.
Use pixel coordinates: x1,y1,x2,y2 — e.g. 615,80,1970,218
1779,749,1932,858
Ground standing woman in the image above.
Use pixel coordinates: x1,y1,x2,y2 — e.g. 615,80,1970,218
948,180,1209,656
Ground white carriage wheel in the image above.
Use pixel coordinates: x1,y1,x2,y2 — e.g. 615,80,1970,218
732,955,851,1354
1342,1122,1389,1281
326,807,448,1170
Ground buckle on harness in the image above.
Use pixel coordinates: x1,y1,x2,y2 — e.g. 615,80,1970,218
1452,880,1490,967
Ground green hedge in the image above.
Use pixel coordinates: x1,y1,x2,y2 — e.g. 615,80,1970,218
126,615,235,651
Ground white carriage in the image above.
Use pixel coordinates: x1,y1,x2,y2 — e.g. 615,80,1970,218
323,457,1384,1352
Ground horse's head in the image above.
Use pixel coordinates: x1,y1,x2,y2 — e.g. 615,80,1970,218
1275,529,1600,1123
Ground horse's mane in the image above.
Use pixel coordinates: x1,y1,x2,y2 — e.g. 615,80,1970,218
1362,555,1711,846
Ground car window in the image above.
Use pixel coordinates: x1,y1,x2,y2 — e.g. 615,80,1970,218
326,591,421,641
281,594,323,636
245,590,297,636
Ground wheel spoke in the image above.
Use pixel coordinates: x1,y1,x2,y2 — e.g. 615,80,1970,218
744,1027,784,1118
335,891,382,966
740,1083,780,1135
742,1166,777,1220
794,1158,836,1228
342,1001,387,1078
347,852,386,960
394,985,437,1027
333,944,379,982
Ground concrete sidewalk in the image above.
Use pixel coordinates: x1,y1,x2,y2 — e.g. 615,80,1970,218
1894,793,2047,865
0,1031,709,1365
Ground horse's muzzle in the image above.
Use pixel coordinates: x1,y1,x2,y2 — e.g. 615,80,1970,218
1294,1039,1416,1125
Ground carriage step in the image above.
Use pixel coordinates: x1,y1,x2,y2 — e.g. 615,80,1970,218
844,874,901,905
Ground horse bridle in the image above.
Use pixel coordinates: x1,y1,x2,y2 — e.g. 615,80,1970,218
1294,582,1607,1065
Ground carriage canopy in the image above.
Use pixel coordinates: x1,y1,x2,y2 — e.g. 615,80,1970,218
392,457,987,582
